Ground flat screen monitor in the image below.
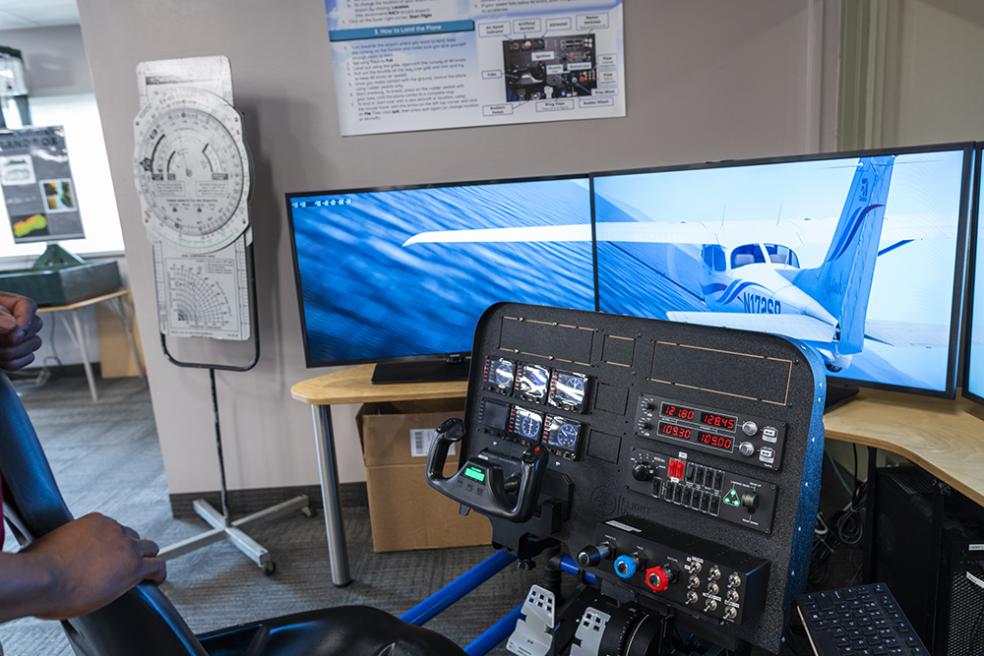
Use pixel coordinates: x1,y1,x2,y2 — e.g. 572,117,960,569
594,145,972,396
964,148,984,403
288,176,595,369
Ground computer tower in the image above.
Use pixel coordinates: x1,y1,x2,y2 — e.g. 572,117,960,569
933,517,984,655
872,466,943,644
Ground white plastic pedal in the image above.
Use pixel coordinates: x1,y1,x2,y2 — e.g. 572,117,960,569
570,607,611,656
506,584,555,656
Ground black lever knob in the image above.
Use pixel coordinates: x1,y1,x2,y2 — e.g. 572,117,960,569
632,462,655,482
436,417,465,441
576,543,612,567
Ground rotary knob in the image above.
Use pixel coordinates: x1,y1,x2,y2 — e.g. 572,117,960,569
741,420,758,436
738,441,755,457
632,462,655,482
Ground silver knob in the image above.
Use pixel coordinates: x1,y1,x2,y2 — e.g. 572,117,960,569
741,420,758,436
738,441,755,457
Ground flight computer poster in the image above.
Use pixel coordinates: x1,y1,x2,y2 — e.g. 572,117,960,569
323,0,626,136
0,126,84,244
595,150,966,393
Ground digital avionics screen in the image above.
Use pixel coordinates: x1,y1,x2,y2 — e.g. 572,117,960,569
966,167,984,401
595,149,968,393
290,178,595,366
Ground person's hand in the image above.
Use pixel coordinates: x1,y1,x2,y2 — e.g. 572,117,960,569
0,292,43,371
23,513,166,620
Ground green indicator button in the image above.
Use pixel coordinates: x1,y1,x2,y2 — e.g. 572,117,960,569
723,488,741,508
463,465,486,483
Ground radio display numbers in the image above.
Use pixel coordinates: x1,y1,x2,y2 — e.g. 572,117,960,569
700,411,737,432
660,403,697,422
698,432,734,451
658,421,693,441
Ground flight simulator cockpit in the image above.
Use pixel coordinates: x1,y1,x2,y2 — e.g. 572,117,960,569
425,303,826,655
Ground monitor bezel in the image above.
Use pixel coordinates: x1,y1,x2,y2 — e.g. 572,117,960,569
285,172,596,370
592,141,976,399
962,146,983,404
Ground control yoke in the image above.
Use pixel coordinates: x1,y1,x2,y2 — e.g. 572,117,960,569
426,417,547,522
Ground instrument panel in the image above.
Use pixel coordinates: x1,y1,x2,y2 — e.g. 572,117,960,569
435,304,826,654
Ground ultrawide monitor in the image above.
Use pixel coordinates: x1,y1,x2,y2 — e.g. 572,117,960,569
594,145,972,395
965,148,984,403
288,176,595,368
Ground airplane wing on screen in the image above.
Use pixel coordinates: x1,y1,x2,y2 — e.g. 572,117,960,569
665,311,837,344
402,213,949,248
864,320,950,347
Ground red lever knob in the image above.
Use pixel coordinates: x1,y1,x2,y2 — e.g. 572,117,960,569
645,565,671,593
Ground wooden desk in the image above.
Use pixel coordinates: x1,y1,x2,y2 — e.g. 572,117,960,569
293,366,984,585
38,289,144,402
824,389,984,507
291,364,467,586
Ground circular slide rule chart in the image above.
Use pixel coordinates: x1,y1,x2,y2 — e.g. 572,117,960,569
133,87,250,253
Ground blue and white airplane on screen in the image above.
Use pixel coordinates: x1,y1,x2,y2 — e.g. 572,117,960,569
403,156,948,371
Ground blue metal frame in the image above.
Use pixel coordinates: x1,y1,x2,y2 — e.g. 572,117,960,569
400,550,517,626
401,549,598,656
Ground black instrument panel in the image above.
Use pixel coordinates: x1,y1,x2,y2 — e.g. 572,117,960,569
441,304,826,653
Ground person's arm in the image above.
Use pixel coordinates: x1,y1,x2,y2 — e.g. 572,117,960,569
0,292,43,371
0,513,166,622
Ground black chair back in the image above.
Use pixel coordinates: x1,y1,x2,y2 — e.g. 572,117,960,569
0,372,206,655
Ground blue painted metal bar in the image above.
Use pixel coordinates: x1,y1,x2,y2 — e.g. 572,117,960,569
560,555,599,585
464,602,524,656
400,550,517,626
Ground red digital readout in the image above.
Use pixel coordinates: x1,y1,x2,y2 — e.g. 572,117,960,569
698,432,734,451
661,403,697,422
658,422,693,441
700,412,737,431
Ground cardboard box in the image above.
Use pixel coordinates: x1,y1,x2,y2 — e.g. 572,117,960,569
357,399,491,552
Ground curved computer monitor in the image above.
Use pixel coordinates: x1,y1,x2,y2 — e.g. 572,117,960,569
594,144,974,397
964,147,984,404
287,175,596,377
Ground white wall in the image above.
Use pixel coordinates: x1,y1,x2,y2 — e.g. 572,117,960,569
77,0,836,493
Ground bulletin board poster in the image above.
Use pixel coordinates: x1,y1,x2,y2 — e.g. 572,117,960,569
324,0,626,136
0,126,84,243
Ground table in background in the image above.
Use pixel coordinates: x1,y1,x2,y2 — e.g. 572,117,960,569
38,288,145,402
292,366,984,587
291,364,467,586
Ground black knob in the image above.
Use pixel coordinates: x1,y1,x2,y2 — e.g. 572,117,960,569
577,543,612,567
632,462,655,482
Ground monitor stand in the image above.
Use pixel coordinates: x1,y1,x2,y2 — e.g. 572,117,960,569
824,382,859,413
371,355,471,385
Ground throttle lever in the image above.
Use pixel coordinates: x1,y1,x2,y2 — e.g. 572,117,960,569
426,416,547,522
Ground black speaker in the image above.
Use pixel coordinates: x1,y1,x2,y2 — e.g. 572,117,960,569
933,517,984,655
872,466,944,644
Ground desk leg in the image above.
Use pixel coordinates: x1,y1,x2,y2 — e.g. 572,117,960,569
65,312,98,402
862,445,878,582
311,404,352,587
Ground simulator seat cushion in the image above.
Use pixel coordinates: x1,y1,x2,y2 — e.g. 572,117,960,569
198,605,467,656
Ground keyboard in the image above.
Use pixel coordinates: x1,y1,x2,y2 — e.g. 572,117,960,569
796,583,929,656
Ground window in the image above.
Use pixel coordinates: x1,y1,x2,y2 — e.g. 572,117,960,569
702,245,726,272
730,244,765,269
764,244,800,267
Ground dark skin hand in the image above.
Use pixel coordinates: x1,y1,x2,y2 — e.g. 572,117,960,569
0,292,165,622
0,292,43,371
0,513,166,622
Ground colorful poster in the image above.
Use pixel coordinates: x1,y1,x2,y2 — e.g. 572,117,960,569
324,0,626,135
0,126,84,243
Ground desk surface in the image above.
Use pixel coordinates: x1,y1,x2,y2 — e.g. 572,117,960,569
292,365,984,506
824,389,984,506
291,363,467,406
37,288,129,313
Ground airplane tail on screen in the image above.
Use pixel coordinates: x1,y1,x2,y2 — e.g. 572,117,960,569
794,155,895,356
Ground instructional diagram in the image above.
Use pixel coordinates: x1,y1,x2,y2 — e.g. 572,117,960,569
324,0,625,135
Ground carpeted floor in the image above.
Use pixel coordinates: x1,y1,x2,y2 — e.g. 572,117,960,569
0,374,541,655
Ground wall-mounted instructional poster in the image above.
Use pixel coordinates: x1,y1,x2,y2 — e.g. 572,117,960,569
0,126,84,243
324,0,626,136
